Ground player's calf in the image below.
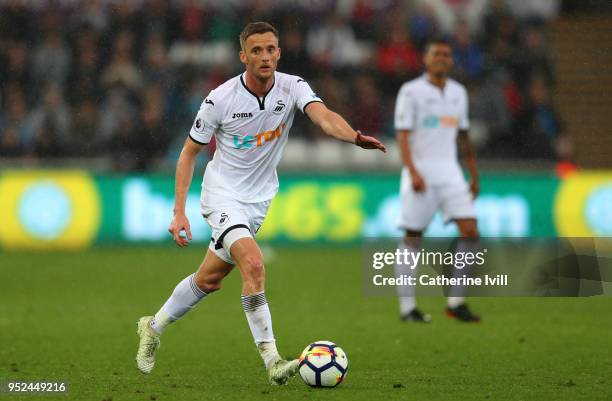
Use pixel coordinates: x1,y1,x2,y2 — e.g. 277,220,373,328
193,271,223,294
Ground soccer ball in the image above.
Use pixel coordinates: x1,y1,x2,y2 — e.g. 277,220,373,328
298,340,348,387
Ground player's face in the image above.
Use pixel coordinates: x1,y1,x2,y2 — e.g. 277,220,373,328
424,44,453,76
240,32,281,81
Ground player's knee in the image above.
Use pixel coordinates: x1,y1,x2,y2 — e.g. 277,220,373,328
242,257,265,285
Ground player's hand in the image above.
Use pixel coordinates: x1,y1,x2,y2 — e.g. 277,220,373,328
470,179,480,199
410,171,426,193
168,213,192,247
355,131,386,152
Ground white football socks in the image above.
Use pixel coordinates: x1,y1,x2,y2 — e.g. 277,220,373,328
241,291,280,369
447,297,464,309
149,277,280,368
395,240,420,316
257,342,281,370
150,273,207,334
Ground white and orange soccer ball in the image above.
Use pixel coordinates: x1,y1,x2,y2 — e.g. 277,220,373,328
298,341,348,387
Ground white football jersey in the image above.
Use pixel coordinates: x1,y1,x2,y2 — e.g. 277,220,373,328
394,75,469,186
189,71,322,203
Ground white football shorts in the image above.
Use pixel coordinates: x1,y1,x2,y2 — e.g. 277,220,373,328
201,192,271,264
399,180,476,232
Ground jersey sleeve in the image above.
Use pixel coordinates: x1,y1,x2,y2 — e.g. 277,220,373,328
394,86,416,131
459,88,470,130
189,93,220,145
294,78,323,114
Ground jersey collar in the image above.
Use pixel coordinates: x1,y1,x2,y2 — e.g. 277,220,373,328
422,73,448,94
240,72,276,110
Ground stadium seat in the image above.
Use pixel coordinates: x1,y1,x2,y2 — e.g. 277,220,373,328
313,140,346,170
280,139,309,169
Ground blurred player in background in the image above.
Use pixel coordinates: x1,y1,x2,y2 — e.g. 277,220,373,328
135,22,385,383
393,38,481,323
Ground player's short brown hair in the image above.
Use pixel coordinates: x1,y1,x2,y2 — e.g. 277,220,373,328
239,22,279,51
425,37,452,54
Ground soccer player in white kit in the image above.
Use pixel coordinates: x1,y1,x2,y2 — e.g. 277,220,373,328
135,22,385,384
393,38,481,323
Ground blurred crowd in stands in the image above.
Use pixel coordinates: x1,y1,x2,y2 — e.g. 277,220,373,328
0,0,569,170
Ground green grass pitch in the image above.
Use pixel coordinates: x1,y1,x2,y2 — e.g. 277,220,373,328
1,246,611,401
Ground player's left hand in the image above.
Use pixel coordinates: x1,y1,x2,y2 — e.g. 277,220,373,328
355,131,386,152
470,179,480,199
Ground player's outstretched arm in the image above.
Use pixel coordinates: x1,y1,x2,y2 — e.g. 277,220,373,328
305,102,386,152
168,138,205,247
458,130,479,198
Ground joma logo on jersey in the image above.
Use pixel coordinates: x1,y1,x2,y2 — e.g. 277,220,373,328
232,112,253,119
233,123,286,149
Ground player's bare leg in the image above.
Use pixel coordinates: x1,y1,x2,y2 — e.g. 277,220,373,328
456,218,479,239
446,218,481,322
136,251,233,373
230,237,299,385
395,230,431,322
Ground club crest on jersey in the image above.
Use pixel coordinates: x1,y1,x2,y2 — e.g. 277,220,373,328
272,100,286,114
233,123,286,149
